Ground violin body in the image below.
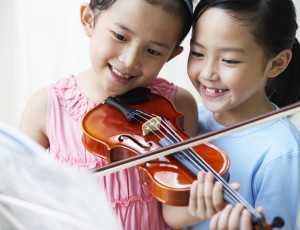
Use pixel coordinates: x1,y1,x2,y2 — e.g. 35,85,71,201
82,88,285,227
82,89,229,206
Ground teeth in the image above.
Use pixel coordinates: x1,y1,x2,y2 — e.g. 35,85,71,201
206,88,216,94
206,88,225,93
205,87,227,94
112,67,131,79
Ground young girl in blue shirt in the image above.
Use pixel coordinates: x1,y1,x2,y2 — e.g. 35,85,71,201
186,0,300,229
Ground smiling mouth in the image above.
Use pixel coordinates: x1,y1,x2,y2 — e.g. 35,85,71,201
201,85,229,97
108,64,137,81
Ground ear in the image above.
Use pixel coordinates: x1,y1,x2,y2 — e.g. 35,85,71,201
80,4,95,37
167,46,183,62
267,49,292,79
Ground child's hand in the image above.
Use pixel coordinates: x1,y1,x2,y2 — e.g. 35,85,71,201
210,204,264,230
188,171,225,220
162,171,240,228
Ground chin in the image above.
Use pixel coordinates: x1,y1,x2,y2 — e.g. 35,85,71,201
203,101,226,113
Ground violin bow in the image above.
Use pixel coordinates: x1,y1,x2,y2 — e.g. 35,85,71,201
92,101,300,176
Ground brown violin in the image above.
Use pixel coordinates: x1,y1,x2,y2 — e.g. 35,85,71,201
81,87,284,229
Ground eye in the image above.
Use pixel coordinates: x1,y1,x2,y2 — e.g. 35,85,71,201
190,51,204,58
147,48,161,56
111,31,127,42
222,59,241,64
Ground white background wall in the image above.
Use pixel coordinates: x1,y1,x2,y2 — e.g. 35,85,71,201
0,0,299,127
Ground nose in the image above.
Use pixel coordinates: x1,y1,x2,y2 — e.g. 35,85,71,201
201,59,219,81
118,45,141,71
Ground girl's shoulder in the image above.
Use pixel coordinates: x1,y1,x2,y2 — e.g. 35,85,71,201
173,86,198,136
149,77,177,102
197,106,300,161
242,117,300,164
150,77,198,136
267,118,300,151
49,76,80,98
48,76,93,120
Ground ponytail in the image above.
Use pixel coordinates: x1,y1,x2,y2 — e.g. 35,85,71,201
266,39,300,108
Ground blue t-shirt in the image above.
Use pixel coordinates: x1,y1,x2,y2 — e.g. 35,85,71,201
191,106,300,230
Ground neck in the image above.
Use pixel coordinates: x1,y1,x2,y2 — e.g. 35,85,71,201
76,69,111,103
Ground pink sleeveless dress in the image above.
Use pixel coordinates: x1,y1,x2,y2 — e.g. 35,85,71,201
47,76,177,230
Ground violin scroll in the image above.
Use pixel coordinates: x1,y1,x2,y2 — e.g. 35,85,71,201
253,214,284,230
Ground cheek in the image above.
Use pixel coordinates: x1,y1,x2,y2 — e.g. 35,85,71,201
187,59,200,81
225,75,250,98
91,36,118,61
220,66,243,84
143,60,166,78
216,73,244,98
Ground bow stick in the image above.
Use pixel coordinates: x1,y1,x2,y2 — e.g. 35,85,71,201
92,101,300,176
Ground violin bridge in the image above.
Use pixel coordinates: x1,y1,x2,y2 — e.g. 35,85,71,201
142,116,162,136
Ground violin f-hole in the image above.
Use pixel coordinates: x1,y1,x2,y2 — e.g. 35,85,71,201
118,135,153,149
108,135,155,162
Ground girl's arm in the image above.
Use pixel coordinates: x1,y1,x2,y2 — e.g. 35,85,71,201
19,88,49,148
252,154,299,229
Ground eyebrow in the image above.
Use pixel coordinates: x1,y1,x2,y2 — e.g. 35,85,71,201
115,23,171,50
190,39,245,53
150,41,171,50
115,23,135,34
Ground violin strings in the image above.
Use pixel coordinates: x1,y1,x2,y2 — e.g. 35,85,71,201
156,114,260,216
132,111,240,205
142,112,244,206
132,110,260,219
136,111,238,204
130,111,240,205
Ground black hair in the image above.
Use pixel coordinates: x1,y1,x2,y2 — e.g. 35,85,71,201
89,0,193,45
194,0,300,107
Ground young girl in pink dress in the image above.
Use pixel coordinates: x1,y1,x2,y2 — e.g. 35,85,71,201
20,0,226,229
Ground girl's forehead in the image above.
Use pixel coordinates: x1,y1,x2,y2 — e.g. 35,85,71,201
192,7,267,58
194,8,255,45
197,8,249,31
100,0,182,43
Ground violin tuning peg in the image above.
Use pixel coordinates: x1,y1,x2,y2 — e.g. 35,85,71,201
271,216,284,228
